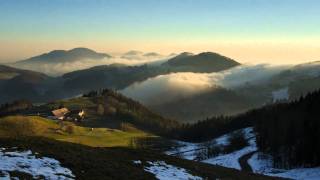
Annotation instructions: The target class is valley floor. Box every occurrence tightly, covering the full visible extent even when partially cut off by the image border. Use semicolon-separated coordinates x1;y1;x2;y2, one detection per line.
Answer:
166;127;320;180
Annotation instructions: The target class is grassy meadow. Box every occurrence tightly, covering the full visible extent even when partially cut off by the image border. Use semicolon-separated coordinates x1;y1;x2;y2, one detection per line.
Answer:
0;115;151;147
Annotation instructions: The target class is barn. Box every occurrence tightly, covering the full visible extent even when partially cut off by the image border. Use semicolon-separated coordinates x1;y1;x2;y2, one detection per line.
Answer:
51;108;70;120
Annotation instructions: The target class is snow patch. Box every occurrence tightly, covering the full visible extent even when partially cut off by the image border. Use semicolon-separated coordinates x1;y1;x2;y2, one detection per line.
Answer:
144;161;202;180
166;128;235;160
166;127;257;170
133;160;142;165
202;127;257;170
0;147;75;179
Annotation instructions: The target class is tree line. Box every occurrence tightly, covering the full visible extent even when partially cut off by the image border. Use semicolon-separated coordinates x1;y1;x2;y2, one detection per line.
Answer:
177;89;320;168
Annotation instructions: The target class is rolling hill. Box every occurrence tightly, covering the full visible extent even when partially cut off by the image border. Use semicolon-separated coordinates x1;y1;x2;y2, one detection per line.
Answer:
0;115;150;147
61;64;164;93
162;52;240;72
6;89;180;137
0;65;53;103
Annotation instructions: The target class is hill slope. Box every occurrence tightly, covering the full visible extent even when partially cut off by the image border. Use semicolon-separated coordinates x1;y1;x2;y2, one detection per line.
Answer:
0;115;149;147
0;136;273;180
151;87;264;123
61;64;165;93
10;89;180;137
0;65;52;103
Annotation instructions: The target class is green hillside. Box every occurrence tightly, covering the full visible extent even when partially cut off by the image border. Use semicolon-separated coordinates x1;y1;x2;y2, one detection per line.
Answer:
0;116;150;147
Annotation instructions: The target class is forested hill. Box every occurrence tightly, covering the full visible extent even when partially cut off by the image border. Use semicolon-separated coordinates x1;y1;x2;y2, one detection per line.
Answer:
0;89;181;137
254;90;320;168
178;89;320;168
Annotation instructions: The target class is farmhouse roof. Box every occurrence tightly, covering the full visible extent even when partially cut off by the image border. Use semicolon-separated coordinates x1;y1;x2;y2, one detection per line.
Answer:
52;108;69;118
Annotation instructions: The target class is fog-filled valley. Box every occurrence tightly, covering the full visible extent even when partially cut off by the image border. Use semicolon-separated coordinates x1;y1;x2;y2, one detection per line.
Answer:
2;48;320;122
2;1;320;179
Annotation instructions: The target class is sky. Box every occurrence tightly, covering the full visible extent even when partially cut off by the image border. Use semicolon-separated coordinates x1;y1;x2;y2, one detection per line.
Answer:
0;0;319;64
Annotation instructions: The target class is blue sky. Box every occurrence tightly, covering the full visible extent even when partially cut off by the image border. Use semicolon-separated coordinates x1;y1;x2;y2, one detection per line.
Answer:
0;0;319;63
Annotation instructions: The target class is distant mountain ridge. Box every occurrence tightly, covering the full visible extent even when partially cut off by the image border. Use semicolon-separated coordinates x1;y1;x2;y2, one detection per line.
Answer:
0;50;243;104
61;52;241;96
16;47;111;64
121;50;164;60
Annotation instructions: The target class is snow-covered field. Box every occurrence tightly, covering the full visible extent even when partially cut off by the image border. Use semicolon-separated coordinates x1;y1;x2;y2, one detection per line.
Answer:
202;127;257;170
0;147;75;179
166;127;320;180
249;152;320;180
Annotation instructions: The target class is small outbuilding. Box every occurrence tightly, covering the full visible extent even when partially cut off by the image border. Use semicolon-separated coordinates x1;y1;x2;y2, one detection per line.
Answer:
65;109;85;122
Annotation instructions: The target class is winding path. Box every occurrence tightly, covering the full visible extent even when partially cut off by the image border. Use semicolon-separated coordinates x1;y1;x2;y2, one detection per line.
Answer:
238;151;257;172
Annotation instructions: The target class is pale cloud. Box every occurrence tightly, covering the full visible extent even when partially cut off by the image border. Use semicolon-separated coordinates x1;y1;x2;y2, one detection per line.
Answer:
121;64;291;105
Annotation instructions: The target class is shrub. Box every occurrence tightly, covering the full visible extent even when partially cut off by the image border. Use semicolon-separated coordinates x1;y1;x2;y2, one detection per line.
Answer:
224;130;248;153
97;104;104;115
60;122;76;134
65;125;75;134
195;140;223;161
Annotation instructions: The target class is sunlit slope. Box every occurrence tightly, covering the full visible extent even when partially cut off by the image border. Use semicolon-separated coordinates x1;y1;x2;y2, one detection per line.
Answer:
0;116;150;147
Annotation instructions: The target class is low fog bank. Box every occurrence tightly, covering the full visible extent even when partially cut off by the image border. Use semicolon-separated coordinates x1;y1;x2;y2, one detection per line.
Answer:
10;56;171;76
121;72;215;105
121;64;292;105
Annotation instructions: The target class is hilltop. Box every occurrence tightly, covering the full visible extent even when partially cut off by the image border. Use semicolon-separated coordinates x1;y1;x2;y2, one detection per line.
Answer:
162;52;240;72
